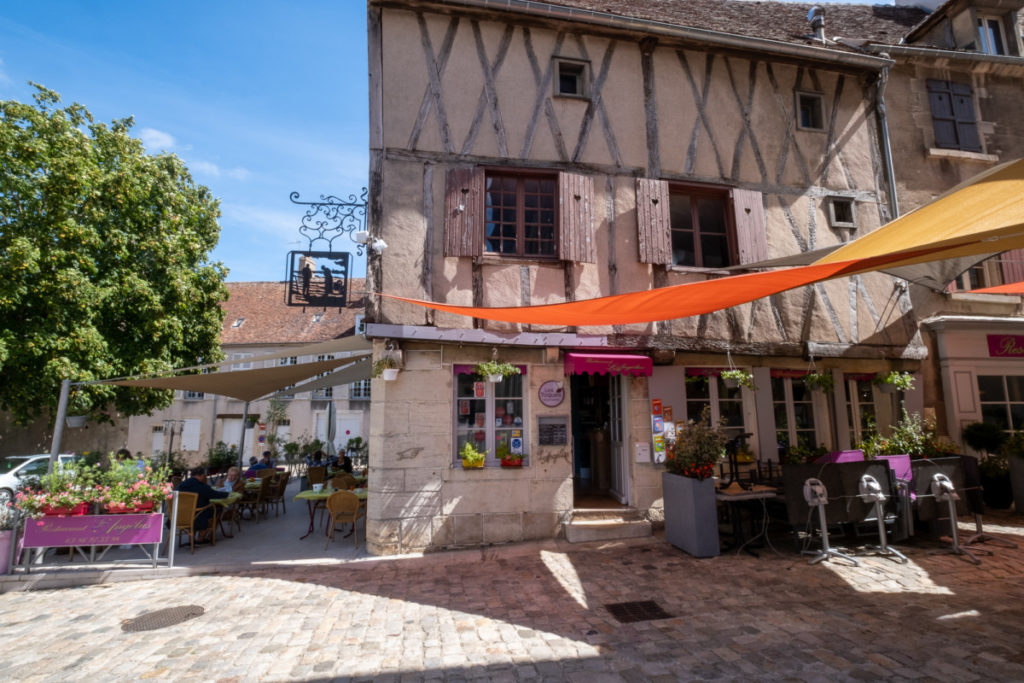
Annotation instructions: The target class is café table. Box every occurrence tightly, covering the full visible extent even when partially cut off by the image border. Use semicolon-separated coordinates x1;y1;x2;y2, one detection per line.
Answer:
716;483;777;557
211;492;243;540
294;486;367;540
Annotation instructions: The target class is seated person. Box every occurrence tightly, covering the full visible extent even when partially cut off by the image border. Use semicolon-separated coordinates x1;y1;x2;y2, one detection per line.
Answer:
309;450;326;468
340;455;353;474
177;471;229;542
243;455;269;478
261;450;277;468
219;466;243;493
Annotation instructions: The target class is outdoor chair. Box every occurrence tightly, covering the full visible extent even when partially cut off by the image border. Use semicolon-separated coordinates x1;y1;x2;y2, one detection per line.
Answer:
325;490;365;549
239;474;274;522
257;468;276;479
265;471;290;517
172;491;213;554
307;466;327;488
331;473;357;490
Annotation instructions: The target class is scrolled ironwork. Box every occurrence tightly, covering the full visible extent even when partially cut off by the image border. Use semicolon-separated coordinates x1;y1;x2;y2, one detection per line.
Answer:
289;188;368;255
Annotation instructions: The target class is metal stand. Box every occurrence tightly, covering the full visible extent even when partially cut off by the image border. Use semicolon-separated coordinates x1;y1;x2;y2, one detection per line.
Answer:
964;512;1018;550
857;474;907;563
929;474;981;565
802;478;859;566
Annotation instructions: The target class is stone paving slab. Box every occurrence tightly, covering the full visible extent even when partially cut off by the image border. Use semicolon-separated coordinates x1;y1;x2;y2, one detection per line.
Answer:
2;515;1024;682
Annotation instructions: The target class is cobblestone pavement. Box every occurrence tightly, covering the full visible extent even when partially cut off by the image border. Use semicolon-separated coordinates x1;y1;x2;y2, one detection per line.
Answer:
2;518;1024;682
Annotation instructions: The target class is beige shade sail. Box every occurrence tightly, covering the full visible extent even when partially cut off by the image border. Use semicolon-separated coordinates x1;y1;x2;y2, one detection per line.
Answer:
105;355;368;402
159;335;373;376
281;356;372;396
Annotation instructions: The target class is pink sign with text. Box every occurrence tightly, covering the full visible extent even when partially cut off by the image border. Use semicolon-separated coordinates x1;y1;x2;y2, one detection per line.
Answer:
987;334;1024;357
22;514;165;548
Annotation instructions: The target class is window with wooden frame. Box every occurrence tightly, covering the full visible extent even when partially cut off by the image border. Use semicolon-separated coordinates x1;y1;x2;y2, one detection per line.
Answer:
926;79;982;152
796;91;825;131
553;58;589;98
977;15;1007;55
635;179;766;269
827;197;856;230
444;167;595;263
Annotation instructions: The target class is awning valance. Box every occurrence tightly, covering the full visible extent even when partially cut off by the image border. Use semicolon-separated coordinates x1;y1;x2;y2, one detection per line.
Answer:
564;353;652;376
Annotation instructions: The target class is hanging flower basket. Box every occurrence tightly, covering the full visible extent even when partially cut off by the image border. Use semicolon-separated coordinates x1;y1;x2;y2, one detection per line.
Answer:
802;371;834;394
372;356;400;379
381;368;400;381
720;369;755;390
474;359;520;382
874;371;914;393
65;415;88;428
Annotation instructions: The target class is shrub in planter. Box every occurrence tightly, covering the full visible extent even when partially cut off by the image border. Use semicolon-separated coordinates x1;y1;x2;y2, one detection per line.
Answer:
459;442;486;468
663;406;726;558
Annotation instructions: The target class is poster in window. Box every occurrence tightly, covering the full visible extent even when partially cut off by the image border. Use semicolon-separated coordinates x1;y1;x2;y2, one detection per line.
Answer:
474;382;486;398
653;435;665;454
663;406;673;423
459;400;470;416
651;399;663;416
652;416;664;434
475;413;485;427
495;406;505;418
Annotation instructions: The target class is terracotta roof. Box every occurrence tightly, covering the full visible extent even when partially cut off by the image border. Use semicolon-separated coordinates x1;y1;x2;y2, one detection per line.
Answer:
220;281;366;346
537;0;928;50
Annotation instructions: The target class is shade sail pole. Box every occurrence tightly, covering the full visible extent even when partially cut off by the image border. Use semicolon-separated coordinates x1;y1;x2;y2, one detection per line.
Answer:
48;379;71;475
237;401;250;470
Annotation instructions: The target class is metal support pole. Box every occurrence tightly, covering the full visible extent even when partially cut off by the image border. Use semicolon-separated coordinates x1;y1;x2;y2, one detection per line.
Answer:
48;379;71;475
236;401;251;470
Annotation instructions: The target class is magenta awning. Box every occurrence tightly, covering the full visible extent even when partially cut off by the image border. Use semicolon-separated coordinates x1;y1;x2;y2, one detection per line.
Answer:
564;353;652;376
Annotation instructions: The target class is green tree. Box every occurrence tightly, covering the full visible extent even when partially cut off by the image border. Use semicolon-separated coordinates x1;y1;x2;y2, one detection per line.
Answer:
0;85;228;424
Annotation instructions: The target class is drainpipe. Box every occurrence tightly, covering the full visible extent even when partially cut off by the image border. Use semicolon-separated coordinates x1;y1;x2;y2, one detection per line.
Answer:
875;59;900;220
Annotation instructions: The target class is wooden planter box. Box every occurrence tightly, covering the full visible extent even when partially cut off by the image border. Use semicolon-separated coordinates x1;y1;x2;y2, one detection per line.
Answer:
662;472;719;558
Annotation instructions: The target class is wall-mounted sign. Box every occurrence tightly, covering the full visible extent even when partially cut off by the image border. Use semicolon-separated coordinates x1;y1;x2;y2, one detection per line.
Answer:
987;334;1024;357
538;380;564;407
538;416;568;445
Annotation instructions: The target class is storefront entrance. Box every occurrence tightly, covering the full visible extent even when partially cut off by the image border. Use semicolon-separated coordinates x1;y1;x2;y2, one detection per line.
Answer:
569;373;628;506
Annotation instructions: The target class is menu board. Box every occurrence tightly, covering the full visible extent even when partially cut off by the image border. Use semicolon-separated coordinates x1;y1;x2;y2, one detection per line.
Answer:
538;416;568;445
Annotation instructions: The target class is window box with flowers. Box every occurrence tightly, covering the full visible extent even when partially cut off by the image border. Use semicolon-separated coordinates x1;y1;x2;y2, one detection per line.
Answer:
99;461;174;513
662;406;726;557
13;463;100;517
459;442;486;469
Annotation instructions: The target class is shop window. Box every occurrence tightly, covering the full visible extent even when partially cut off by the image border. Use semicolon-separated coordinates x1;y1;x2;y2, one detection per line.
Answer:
845;377;876;445
977;375;1024;431
554;58;589;98
683;370;747;443
977;15;1007;55
454;368;526;467
635;179;766;269
796;91;825;131
926;80;981;152
444;168;595;262
771;375;818;456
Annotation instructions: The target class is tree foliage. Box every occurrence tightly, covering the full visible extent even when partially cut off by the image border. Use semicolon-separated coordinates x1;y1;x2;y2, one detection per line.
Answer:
0;85;228;424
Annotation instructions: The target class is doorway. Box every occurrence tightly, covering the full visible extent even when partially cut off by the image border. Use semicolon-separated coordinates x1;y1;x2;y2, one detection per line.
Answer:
570;373;625;507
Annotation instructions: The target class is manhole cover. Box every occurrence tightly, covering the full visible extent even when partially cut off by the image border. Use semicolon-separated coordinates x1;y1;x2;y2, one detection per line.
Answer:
121;605;205;632
604;600;673;623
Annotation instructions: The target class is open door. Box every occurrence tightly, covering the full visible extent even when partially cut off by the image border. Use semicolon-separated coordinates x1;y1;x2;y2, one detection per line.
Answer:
608;374;628;504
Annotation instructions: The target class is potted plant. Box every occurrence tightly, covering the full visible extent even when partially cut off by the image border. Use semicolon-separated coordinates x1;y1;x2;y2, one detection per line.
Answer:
0;502;19;575
372;356;400;381
100;461;173;513
1002;432;1024;512
873;370;915;394
802;371;834;393
64;391;92;428
662;405;725;557
720;369;755;390
496;443;523;468
962;421;1012;509
13;462;100;517
474;359;520;383
459;442;486;469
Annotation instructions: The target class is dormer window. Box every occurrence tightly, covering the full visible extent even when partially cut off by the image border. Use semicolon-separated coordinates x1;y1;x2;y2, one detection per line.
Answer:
977;15;1007;55
231;317;245;328
312;312;324;323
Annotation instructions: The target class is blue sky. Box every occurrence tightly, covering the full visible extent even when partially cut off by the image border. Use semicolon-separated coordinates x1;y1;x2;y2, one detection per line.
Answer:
0;1;369;282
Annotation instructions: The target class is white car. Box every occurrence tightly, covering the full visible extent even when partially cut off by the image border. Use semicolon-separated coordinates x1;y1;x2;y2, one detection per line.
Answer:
0;454;80;506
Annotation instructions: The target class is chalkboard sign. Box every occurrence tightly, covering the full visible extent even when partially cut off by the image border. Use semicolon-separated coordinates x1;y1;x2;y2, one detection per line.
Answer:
538;416;568;445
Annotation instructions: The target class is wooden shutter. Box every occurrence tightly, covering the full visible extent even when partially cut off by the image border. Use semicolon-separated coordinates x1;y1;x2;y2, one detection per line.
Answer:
951;82;982;152
1000;249;1024;284
730;188;767;266
444;167;484;257
635;178;671;264
927;80;981;152
558;171;595;263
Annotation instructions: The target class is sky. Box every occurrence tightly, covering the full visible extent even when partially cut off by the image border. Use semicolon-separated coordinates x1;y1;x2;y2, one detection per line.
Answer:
0;1;370;282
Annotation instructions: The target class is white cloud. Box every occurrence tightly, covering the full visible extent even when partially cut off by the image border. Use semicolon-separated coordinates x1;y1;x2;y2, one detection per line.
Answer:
138;127;175;151
189;159;251;181
220;202;300;239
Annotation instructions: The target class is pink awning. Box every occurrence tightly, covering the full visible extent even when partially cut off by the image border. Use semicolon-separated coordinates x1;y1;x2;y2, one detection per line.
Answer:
564;353;652;376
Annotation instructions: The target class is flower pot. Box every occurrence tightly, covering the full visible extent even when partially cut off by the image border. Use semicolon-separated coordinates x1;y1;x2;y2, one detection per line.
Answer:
981;472;1013;510
0;530;14;575
43;502;89;516
500;459;523;468
1010;457;1024;512
722;378;739;389
381;368;399;381
64;415;88;428
488;374;503;383
662;472;719;558
461;461;484;469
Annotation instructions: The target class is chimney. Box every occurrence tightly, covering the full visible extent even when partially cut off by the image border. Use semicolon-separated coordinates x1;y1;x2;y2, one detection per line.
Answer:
808;6;825;45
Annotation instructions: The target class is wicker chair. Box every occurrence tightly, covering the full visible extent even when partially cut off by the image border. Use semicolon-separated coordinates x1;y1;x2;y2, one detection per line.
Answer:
172;491;213;554
265;471;290;517
331;473;358;490
325;490;365;549
239;475;274;522
307;466;327;488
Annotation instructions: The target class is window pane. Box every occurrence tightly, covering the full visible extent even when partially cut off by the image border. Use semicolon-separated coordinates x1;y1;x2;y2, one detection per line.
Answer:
1007;376;1024;402
700;234;730;268
774;403;789;429
793;403;814;429
981;404;1009;430
697;198;726;234
685;374;710;399
978;375;1006;402
672;230;695;267
1010;403;1024;431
